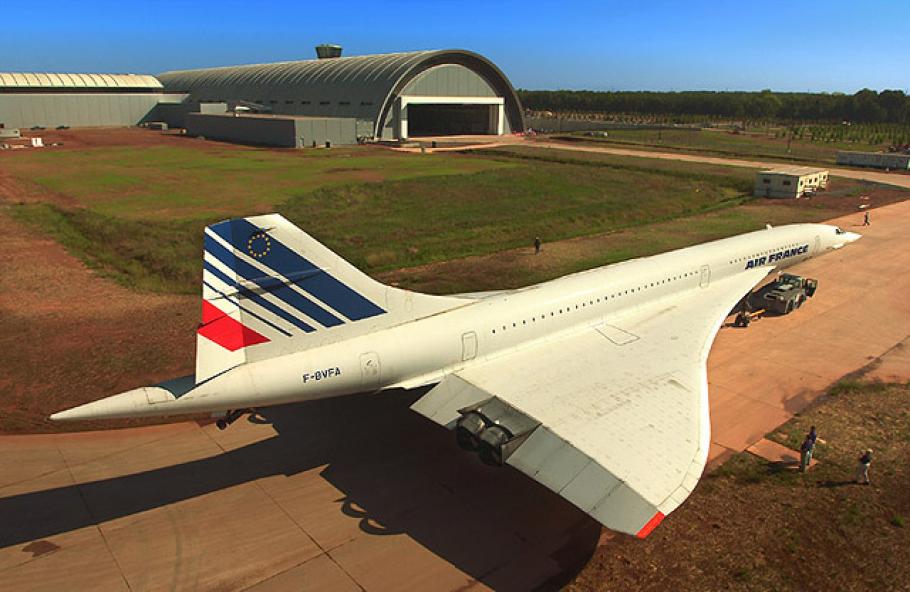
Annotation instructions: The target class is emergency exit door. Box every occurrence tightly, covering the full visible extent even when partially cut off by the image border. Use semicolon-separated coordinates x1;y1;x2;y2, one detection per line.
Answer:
462;332;477;361
699;264;711;288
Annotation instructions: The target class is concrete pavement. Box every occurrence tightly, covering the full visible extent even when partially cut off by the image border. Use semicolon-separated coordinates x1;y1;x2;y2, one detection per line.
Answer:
2;202;910;591
706;200;910;464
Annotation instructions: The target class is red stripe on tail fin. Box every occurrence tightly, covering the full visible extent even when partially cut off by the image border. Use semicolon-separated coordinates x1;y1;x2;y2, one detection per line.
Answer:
636;512;665;539
198;300;269;351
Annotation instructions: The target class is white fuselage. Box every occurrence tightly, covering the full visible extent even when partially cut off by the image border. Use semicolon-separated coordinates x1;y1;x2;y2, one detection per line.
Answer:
176;223;850;415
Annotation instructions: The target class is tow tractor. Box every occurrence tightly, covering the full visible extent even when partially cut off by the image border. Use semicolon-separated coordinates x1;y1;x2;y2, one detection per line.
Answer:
734;273;818;327
761;273;818;315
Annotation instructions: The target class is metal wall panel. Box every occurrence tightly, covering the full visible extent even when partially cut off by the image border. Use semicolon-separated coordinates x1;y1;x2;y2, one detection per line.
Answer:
295;117;357;146
185;113;357;147
401;64;496;98
0;93;167;128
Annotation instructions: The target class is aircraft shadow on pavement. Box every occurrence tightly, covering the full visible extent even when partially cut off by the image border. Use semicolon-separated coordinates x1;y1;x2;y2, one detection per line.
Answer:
0;388;599;590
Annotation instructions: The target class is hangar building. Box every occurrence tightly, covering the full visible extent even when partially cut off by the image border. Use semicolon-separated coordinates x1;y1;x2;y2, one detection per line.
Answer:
0;72;184;129
157;47;524;144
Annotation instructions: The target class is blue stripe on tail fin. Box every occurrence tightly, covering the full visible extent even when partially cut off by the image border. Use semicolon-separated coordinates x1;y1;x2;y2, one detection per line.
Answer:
208;218;386;321
204;232;343;328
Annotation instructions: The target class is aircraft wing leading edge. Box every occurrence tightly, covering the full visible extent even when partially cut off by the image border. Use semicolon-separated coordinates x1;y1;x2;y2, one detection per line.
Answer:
411;267;772;537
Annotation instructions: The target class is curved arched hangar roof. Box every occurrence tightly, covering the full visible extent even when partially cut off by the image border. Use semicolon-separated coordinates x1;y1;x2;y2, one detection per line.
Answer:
157;49;524;139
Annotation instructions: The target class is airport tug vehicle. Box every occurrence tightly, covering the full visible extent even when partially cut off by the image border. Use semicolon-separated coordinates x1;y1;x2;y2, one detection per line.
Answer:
762;273;818;315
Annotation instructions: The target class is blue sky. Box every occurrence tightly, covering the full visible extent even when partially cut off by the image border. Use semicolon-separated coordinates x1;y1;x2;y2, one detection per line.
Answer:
1;0;906;93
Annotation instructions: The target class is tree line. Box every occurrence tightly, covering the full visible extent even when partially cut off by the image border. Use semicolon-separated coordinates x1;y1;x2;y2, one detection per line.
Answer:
516;89;910;124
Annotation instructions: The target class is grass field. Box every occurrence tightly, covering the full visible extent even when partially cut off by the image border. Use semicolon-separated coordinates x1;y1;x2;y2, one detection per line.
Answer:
377;198;879;295
556;127;894;165
2;144;512;220
570;379;910;591
9;142;910;295
7;142;761;293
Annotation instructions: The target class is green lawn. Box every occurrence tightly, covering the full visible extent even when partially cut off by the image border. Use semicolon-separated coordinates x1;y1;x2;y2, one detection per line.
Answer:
9;143;758;294
278;150;752;271
8;142;907;297
5;144;512;220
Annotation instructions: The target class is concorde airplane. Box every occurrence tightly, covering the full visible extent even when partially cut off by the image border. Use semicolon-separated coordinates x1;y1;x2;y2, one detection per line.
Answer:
51;215;860;537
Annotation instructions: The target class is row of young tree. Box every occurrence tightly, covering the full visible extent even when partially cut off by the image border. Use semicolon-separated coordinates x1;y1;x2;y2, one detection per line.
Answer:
517;89;910;124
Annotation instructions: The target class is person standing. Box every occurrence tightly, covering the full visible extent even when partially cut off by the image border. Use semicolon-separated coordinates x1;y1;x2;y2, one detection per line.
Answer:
807;425;821;448
799;435;814;472
855;449;872;484
534;236;542;255
799;426;819;472
864;210;870;226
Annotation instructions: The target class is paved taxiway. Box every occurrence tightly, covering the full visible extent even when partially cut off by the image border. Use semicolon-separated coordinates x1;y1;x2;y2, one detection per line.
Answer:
2;199;910;592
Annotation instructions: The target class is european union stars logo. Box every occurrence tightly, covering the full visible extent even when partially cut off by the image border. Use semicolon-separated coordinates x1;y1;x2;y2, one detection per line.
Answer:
247;231;271;259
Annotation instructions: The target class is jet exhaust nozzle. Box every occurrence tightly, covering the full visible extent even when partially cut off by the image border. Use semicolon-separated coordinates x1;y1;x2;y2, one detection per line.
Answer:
455;412;486;451
478;425;511;466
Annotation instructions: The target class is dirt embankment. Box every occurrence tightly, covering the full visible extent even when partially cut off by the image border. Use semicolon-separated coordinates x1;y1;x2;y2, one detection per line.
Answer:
0;172;199;432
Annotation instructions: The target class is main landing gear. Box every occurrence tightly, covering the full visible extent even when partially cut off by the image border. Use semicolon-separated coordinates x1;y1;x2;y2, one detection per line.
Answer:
215;408;253;430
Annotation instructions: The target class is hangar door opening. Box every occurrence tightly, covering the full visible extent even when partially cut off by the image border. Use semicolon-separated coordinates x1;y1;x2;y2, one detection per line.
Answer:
398;96;504;139
408;104;493;136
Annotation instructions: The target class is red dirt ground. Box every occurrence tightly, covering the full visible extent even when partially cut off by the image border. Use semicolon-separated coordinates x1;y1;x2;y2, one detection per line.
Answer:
5;127;202;151
0;161;200;431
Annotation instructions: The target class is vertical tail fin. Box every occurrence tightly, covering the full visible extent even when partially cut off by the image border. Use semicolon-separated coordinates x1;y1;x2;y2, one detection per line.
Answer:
196;214;466;382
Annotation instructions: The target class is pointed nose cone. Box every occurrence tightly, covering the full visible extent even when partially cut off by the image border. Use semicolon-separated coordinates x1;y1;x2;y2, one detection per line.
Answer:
845;231;862;243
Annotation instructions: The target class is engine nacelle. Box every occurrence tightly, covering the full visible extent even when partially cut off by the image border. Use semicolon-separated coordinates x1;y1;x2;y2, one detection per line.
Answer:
455;397;540;466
